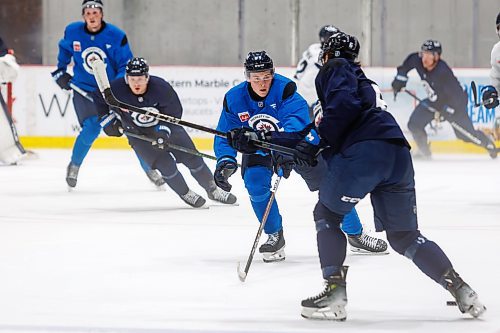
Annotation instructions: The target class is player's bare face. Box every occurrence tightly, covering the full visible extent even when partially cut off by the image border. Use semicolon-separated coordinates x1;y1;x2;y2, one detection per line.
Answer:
127;75;149;95
83;8;103;32
248;71;274;98
421;51;439;71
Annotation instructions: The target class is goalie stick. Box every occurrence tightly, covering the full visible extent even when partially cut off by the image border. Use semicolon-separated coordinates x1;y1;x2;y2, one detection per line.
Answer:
237;169;283;282
403;89;498;155
0;87;26;154
90;59;297;156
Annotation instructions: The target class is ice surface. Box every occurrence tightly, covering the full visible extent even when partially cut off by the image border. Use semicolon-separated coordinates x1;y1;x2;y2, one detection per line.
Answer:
0;149;499;333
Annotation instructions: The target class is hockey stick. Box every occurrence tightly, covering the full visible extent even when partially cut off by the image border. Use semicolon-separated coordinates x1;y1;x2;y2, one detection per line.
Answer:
237;169;283;282
90;59;297;156
70;83;94;103
0;88;26;154
470;81;495;108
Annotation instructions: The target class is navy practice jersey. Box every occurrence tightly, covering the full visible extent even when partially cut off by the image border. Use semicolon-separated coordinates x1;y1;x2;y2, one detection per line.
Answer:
56;21;132;92
396;52;468;111
93;76;183;138
314;58;409;153
214;73;310;160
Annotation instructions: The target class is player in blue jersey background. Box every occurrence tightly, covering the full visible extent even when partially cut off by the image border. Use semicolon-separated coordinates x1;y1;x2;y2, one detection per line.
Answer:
51;0;162;188
214;51;387;263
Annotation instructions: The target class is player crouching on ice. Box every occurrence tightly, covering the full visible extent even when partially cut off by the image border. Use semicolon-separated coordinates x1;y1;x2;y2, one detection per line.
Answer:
214;51;388;263
94;57;236;208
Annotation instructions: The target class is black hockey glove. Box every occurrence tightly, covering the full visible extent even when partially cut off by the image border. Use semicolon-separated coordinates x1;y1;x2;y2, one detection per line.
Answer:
294;128;321;167
214;157;238;192
51;68;72;90
481;85;500;109
153;124;172;150
272;152;294;179
227;127;268;154
391;75;408;100
103;119;123;137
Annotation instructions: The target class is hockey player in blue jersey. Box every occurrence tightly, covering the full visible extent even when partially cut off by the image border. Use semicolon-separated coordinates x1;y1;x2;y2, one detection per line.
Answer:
51;0;163;188
94;57;237;207
392;40;497;159
228;32;486;320
214;51;387;262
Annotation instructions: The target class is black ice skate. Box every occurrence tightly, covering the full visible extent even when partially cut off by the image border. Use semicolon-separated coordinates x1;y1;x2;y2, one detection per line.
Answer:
442;269;486;318
259;229;285;262
301;266;348;321
207;182;237;204
66;162;80;188
348;232;388;254
146;169;166;187
179;190;206;208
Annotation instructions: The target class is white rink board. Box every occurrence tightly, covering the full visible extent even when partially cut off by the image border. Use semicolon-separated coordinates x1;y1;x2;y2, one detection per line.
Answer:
11;66;498;140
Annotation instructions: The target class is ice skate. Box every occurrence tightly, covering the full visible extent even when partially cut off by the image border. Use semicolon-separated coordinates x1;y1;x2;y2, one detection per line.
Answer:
146;169;166;188
66;162;80;188
301;266;348;321
259;229;285;262
443;268;486;318
348;232;388;254
179;189;206;208
207;182;237;204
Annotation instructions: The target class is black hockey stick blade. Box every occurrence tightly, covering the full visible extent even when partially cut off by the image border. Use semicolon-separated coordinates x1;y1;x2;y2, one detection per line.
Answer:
471;81;480;107
91;59;297;156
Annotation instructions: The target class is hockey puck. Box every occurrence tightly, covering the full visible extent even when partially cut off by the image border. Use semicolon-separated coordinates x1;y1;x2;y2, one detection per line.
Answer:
446;301;457;306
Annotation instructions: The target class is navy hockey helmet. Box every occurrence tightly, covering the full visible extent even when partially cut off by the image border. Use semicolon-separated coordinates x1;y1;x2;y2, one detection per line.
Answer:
421;40;442;55
126;57;149;77
496;12;500;37
82;0;103;12
321;32;360;62
244;51;275;78
319;25;340;44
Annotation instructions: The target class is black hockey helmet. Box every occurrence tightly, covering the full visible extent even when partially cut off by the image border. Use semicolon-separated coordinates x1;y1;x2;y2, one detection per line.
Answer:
244;51;274;78
321;32;360;62
126;57;149;76
496;12;500;37
82;0;103;12
319;25;340;43
421;39;442;55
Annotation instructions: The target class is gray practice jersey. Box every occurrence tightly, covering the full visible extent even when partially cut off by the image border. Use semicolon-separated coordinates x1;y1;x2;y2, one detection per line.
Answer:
490;40;500;92
294;43;322;106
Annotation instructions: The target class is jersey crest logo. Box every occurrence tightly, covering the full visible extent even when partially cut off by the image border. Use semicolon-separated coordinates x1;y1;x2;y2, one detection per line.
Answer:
248;114;281;132
131;107;160;127
73;41;81;52
421;80;437;102
238;112;250;122
81;47;108;75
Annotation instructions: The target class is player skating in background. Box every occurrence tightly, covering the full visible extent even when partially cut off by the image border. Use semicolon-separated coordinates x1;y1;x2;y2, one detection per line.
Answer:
392;40;497;159
214;51;387;263
228;31;486;321
51;0;164;189
94;57;237;208
294;25;339;119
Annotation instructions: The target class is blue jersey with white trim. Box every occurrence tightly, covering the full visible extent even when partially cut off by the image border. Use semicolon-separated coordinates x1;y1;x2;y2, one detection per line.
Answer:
214;73;310;160
56;21;132;92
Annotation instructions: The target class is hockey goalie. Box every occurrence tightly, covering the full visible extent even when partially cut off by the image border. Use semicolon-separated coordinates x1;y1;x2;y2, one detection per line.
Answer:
0;36;25;165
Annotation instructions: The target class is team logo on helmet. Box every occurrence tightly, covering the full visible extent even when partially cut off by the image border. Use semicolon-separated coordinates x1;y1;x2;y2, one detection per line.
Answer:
131;107;160;127
81;47;107;74
248;114;281;132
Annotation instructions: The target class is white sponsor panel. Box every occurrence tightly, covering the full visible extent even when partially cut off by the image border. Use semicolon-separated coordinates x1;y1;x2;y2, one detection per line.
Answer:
11;66;497;141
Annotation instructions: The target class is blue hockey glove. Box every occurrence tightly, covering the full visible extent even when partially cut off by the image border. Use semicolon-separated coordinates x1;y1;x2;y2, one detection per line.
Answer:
227;127;268;154
294;128;321;167
214;157;238;192
391;75;408;100
481;85;499;109
51;68;72;90
272;152;294;179
153;124;172;150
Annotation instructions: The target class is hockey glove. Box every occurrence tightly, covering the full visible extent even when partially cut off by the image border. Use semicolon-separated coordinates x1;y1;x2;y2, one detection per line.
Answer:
294;128;321;167
103;119;123;137
440;105;455;121
153;124;172;150
272;152;294;179
481;85;499;109
214;157;238;192
391;75;408;100
227;127;268;154
51;68;72;90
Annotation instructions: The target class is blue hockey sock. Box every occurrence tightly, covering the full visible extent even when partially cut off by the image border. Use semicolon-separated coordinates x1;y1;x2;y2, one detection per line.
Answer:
71;116;101;166
340;207;363;235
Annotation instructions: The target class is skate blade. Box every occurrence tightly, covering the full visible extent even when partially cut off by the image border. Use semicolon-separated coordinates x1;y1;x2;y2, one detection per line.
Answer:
446;300;487;318
262;249;285;263
301;305;347;321
349;247;389;255
237;262;247;282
